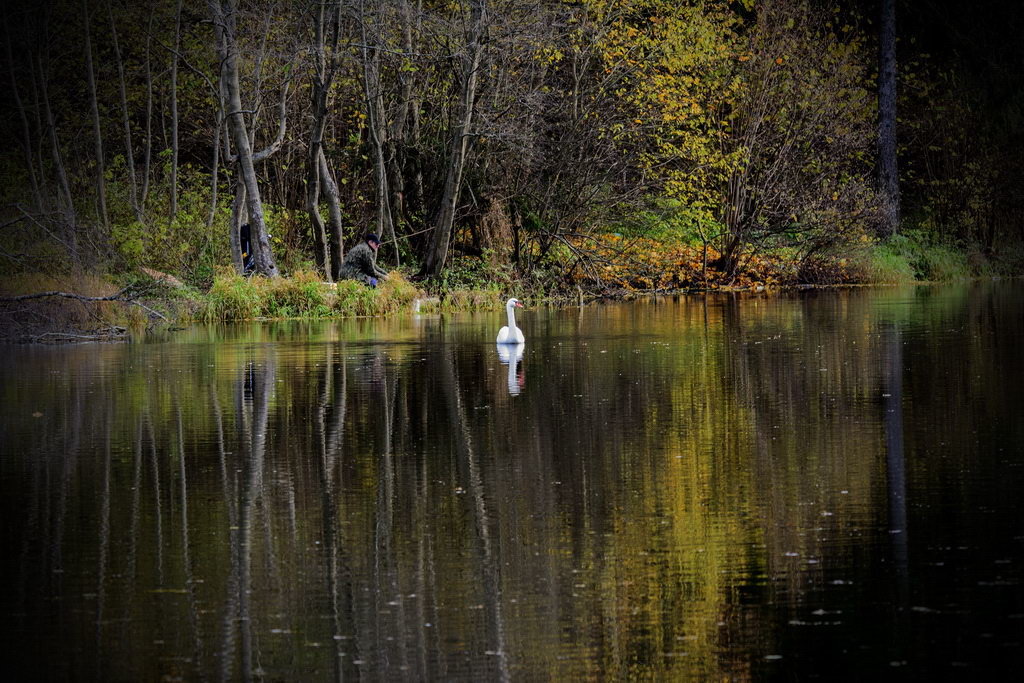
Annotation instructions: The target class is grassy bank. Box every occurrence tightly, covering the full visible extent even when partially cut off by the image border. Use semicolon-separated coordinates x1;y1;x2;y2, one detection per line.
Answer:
566;230;1023;292
200;269;422;321
1;234;1020;343
0;269;508;341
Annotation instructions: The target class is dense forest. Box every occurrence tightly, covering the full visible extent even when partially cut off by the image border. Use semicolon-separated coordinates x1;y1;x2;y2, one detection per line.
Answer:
1;0;1021;300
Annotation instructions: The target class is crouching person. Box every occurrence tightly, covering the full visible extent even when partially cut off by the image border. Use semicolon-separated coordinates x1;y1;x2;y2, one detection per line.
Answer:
338;233;388;287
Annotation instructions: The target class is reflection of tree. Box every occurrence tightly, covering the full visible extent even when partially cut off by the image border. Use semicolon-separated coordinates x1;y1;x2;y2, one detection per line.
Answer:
314;343;352;681
94;408;111;678
222;354;273;680
883;324;910;669
146;414;164;584
175;403;205;673
440;347;511;682
884;327;908;577
6;284;1022;679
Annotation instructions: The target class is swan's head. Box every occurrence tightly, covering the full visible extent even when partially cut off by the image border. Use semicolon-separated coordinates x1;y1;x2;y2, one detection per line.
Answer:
506;297;524;309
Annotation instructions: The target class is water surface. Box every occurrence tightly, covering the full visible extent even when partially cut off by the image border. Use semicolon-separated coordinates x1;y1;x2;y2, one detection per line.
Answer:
2;283;1022;679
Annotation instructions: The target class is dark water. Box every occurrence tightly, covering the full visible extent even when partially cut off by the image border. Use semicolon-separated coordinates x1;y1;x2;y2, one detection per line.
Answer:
2;283;1023;680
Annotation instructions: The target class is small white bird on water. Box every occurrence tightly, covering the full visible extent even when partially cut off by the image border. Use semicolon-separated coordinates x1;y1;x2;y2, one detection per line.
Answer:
496;297;525;344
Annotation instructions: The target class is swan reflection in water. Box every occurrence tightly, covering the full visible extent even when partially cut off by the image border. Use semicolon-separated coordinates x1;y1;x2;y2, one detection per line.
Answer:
496;343;525;395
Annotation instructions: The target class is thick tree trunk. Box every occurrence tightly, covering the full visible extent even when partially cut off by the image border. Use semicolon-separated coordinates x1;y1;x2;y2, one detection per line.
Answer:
877;0;899;237
213;0;279;277
306;148;329;276
229;172;245;271
422;0;486;276
319;150;345;281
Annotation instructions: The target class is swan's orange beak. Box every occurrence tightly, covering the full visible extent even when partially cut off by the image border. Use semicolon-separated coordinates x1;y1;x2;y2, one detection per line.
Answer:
514;301;524;308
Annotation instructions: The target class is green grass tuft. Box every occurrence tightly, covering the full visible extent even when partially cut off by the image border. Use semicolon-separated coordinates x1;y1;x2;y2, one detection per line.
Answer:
202;270;264;321
200;270;423;321
856;243;917;283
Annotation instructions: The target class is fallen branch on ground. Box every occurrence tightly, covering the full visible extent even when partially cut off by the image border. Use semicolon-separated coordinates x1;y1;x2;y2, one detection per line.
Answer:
0;285;168;320
31;328;128;343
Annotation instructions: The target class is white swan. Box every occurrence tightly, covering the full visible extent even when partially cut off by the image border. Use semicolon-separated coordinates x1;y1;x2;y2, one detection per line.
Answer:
496;297;525;344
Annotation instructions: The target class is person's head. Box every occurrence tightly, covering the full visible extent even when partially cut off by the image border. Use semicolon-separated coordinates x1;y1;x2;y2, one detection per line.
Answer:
365;233;381;251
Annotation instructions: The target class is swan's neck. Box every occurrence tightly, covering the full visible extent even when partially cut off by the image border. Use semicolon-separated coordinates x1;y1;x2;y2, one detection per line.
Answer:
506;305;519;331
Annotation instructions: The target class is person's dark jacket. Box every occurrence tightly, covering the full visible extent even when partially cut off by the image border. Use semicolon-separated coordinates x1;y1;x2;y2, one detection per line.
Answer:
338;241;387;285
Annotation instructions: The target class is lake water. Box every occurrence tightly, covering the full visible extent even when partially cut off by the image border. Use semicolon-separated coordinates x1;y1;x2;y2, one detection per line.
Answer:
2;283;1022;680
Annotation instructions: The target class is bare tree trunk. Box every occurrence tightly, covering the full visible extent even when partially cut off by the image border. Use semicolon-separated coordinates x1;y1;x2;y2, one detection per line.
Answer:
38;54;77;259
170;0;182;219
382;0;418;255
229;172;245;271
212;0;279;277
107;0;140;221
422;0;486;276
306;140;329;276
358;0;399;264
83;0;109;234
27;51;51;203
877;0;899;237
4;15;43;214
208;68;229;228
306;0;337;277
208;111;222;228
141;7;154;214
319;149;345;280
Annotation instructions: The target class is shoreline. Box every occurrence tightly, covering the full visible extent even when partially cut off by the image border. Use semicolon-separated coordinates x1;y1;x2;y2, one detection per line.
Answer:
2;274;1016;345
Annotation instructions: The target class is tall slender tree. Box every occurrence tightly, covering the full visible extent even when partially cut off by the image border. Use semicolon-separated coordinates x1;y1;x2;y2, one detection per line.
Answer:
83;0;109;233
877;0;899;237
107;0;141;221
357;0;399;264
169;0;182;218
4;13;44;214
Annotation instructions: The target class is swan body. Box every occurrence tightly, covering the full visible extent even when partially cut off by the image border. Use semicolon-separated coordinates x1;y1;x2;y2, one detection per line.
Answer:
496;297;525;344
